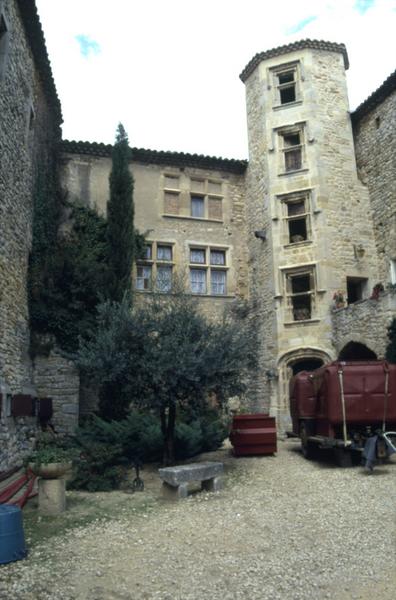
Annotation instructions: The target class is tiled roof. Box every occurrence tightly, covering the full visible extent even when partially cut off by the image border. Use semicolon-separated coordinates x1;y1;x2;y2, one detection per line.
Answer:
61;140;248;174
352;70;396;123
240;39;349;82
17;0;62;126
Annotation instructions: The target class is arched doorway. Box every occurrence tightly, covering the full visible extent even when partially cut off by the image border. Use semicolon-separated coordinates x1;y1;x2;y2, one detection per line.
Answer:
276;348;333;431
291;357;324;375
338;341;377;361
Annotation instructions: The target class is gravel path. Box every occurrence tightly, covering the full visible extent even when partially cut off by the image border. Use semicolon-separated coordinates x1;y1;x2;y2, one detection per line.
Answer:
1;439;395;600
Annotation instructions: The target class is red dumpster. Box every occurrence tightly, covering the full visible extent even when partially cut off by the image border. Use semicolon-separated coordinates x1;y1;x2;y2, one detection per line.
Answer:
229;413;277;456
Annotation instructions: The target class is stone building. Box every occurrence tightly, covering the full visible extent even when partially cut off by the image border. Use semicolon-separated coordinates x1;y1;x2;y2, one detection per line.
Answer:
60;42;395;430
0;0;79;470
0;0;394;468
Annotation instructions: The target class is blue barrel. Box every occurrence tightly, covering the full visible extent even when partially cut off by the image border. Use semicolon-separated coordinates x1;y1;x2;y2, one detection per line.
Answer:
0;504;27;564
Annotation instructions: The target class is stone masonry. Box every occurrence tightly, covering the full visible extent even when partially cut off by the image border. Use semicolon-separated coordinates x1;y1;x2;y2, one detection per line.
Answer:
1;1;395;456
352;72;396;285
0;1;78;470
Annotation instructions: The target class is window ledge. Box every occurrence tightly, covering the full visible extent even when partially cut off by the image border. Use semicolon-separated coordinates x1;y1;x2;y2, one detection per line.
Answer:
273;100;303;111
278;168;309;178
284;318;321;326
163;214;223;224
190;294;235;299
284;240;313;249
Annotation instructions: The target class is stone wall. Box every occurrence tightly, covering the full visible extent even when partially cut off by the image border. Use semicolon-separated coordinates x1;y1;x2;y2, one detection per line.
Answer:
0;0;62;469
33;348;80;434
353;85;396;285
61;153;248;306
0;0;60;394
331;291;396;358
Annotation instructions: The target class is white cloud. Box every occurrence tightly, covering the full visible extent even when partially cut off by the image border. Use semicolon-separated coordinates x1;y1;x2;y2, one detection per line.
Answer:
36;0;396;158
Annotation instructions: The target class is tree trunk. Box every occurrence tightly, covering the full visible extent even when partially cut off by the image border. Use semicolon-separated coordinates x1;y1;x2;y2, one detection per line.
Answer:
161;404;176;465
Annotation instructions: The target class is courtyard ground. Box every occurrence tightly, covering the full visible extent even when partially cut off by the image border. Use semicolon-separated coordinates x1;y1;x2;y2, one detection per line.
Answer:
0;439;395;600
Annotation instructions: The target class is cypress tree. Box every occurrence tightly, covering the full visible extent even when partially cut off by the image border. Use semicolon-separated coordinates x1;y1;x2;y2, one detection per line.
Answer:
107;123;135;301
385;317;396;363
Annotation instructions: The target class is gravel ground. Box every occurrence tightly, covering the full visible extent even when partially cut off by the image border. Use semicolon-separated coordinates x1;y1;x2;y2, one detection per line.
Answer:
1;439;395;600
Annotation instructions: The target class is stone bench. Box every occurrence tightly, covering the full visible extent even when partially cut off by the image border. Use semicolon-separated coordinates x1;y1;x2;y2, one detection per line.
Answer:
158;461;223;499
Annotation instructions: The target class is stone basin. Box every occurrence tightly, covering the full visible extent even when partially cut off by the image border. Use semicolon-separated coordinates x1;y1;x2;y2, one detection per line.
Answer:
28;462;72;479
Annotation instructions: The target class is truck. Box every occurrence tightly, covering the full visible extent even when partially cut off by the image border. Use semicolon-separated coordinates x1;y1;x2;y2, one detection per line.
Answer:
289;360;396;466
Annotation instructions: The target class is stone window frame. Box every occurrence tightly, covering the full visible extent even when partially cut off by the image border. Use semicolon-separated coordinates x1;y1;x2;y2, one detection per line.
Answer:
189;178;223;221
270;61;304;109
275;123;308;176
279;190;312;246
0;6;10;83
135;241;175;293
162;173;224;222
279;264;318;324
189;244;228;296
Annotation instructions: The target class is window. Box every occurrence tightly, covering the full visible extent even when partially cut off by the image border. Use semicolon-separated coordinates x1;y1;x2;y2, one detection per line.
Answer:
190;248;206;264
191;195;204;218
157;245;172;261
285;269;316;321
163;176;223;221
190;268;206;294
210;249;226;265
211;270;226;295
189;246;228;295
143;244;152;259
136;265;152;291
347;277;367;304
157;266;172;292
271;62;301;108
0;11;9;82
283;132;302;171
135;241;174;292
277;70;296;104
281;192;311;244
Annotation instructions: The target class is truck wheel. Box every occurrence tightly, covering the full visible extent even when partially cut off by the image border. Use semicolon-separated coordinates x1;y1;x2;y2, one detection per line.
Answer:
300;422;317;460
334;448;353;468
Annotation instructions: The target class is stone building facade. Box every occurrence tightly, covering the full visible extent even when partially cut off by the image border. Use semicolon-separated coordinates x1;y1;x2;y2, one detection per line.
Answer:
60;42;395;430
0;0;394;466
0;0;78;470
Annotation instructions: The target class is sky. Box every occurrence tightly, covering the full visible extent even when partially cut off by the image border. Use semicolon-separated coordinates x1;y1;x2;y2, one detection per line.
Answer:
35;0;396;159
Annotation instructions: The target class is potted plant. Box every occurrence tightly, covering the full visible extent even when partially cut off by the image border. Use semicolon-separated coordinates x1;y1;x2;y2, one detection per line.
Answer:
27;433;76;479
333;290;345;309
370;282;384;300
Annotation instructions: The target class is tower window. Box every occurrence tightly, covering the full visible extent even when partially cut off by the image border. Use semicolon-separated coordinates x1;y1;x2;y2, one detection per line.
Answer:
282;132;302;171
277;70;296;104
271;62;301;108
284;268;316;322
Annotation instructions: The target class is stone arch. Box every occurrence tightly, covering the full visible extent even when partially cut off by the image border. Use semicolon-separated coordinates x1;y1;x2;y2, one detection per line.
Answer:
338;341;377;361
275;347;333;430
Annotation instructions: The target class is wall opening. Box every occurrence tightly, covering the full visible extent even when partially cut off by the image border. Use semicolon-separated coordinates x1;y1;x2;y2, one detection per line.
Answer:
338;341;377;361
291;357;323;376
276;348;332;431
346;277;367;304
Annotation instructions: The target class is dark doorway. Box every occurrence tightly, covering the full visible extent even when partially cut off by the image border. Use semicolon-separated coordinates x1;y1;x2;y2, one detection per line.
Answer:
291;358;323;376
338;341;377;361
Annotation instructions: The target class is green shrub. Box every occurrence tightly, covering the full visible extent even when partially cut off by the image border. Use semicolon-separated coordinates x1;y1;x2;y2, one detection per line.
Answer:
68;441;126;492
69;409;229;491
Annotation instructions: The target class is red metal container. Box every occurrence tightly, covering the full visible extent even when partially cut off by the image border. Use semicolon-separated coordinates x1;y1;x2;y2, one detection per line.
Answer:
229;413;277;456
